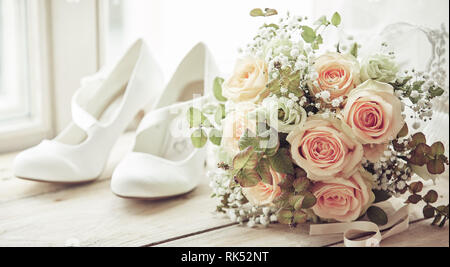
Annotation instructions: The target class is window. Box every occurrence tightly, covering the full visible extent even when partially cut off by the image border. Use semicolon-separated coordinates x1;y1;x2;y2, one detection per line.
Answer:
0;0;52;152
0;0;31;124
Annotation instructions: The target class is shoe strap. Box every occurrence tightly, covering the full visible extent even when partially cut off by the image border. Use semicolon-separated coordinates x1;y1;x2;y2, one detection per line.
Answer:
71;69;110;131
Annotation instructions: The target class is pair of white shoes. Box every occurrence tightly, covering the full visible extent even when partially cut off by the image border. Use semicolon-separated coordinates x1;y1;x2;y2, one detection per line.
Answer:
13;40;220;200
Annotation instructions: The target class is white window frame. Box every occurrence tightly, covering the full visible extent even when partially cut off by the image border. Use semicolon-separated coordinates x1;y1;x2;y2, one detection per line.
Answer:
0;0;101;153
0;0;53;153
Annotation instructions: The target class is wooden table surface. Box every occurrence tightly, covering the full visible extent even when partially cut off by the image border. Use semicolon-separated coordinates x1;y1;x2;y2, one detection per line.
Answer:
0;133;448;247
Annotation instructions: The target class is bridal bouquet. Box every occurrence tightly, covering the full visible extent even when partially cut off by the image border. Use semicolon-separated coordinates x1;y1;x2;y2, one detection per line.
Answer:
187;9;449;231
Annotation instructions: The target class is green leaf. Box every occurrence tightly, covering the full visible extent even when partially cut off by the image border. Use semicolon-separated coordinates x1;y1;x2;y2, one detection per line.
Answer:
293;211;307;224
397;123;409;138
431;142;445;156
350;43;358;58
301;192;317;209
367;206;388;226
263;23;279;30
268;148;294;175
427;159;445;175
214;104;226;125
301;26;316;43
423;205;435;219
239;129;259;151
278;209;293;225
432;214;442;226
232;146;255;174
295;168;307;179
213;77;227;102
316;34;323;45
331;12;341;27
409;143;431;166
429;86;445;98
187;107;210;128
191;129;208;148
264;8;278;17
209;129;222;146
373;190;392;203
289;195;304;210
314;15;328;26
423;190;439;203
410;133;427;147
235;168;261;188
409;182;424;194
406;194;422;204
256;158;273;185
293;177;310;193
250;8;264;17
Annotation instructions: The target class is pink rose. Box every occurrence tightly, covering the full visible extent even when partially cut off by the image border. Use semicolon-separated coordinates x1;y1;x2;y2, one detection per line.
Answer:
287;116;364;181
342;80;404;162
312;169;375;222
310;52;361;103
242;168;285;206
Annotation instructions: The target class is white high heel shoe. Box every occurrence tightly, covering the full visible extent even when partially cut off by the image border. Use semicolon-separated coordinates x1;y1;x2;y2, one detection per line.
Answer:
111;43;220;199
14;39;164;183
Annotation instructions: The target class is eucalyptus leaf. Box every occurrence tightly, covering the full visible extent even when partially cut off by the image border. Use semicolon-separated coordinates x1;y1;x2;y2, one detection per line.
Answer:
427;159;445;175
367;206;388;226
423;205;435;219
429;86;445;98
191;129;208;148
293;211;307;224
209;129;222;146
293;177;310;193
397;123;409;138
187;107;211;128
250;8;264;17
431;142;445;156
350;43;358;58
331;12;341;27
301;26;316;43
278;209;293;225
215;104;226;125
301;192;317;209
213;77;227;102
406;194;422;204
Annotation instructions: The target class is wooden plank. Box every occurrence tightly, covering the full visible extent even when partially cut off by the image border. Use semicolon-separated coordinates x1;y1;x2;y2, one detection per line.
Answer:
156;223;344;247
330;219;449;247
0;175;234;247
156;178;449;247
0;132;135;203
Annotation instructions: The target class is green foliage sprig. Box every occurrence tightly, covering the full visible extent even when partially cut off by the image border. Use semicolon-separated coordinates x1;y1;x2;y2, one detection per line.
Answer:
405;181;449;227
274;167;318;226
187;77;228;148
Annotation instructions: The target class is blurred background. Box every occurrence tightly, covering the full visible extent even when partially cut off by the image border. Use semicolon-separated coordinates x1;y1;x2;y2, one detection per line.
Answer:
0;0;449;153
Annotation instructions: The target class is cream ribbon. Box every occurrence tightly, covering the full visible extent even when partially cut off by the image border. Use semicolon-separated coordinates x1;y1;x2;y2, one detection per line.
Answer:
310;204;410;247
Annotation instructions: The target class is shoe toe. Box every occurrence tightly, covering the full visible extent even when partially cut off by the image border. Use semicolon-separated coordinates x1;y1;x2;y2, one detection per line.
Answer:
13;143;85;183
111;153;197;199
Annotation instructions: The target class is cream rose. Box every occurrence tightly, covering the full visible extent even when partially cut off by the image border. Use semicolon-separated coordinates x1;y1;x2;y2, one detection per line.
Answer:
312;169;375;222
287;116;364;181
360;54;398;83
310;52;361;103
242;168;285;206
221;103;257;157
222;57;269;103
342;80;404;162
